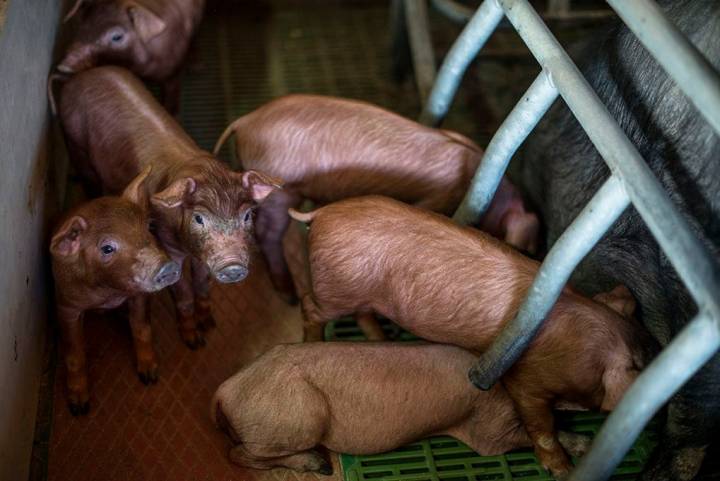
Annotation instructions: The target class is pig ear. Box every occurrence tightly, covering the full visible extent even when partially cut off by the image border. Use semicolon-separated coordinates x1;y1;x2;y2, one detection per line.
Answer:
63;0;85;23
50;216;88;257
122;165;153;209
240;170;283;203
593;285;637;318
151;178;196;209
127;4;167;43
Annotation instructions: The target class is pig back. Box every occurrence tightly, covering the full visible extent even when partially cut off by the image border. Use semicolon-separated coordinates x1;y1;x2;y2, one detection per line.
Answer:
235;95;480;214
307;196;536;350
138;0;205;79
59;66;200;193
221;342;505;455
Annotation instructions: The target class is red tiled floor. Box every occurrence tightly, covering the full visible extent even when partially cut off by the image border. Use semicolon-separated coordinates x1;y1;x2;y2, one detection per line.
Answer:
47;228;338;481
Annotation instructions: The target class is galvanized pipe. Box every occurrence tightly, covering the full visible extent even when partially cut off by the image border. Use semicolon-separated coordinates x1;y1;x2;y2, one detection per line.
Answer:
430;0;474;24
453;70;558;225
404;0;437;103
468;175;630;389
503;0;720;319
472;0;720;389
419;0;504;126
569;311;720;481
607;0;720;136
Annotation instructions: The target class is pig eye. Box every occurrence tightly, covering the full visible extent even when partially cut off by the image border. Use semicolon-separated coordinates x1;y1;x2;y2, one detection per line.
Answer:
100;244;116;255
242;209;252;224
105;28;127;45
194;214;204;226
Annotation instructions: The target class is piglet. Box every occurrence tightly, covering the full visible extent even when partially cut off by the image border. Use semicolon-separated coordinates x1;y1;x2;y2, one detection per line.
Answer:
212;342;590;474
290;196;656;477
213;94;539;305
59;66;282;349
51;167;180;415
57;0;205;113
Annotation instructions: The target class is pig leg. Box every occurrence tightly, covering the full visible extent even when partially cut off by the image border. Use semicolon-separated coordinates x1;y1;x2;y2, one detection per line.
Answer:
255;190;302;304
127;295;158;385
300;294;336;342
507;388;572;477
228;445;332;474
170;259;205;349
58;308;90;415
191;257;215;331
356;312;386;341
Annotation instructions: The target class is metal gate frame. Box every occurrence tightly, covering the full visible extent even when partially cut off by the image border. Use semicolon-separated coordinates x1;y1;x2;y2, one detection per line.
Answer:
408;1;720;480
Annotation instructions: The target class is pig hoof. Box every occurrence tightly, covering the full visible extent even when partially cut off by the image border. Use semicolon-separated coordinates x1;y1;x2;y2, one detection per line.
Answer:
138;368;159;385
318;462;333;476
68;400;90;416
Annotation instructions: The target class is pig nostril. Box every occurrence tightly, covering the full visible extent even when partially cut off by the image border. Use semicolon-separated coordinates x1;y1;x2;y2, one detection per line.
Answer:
154;262;181;287
216;264;248;284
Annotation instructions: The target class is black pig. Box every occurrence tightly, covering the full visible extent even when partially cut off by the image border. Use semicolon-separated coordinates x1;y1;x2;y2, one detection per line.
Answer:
515;1;720;480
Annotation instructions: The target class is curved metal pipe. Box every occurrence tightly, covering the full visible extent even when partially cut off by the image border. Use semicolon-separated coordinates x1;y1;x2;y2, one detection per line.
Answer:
419;0;503;126
430;0;474;24
468;175;630;389
453;70;558;225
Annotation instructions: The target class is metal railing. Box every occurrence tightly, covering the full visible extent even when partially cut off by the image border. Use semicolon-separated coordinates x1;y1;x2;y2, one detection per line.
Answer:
416;0;720;480
394;0;612;104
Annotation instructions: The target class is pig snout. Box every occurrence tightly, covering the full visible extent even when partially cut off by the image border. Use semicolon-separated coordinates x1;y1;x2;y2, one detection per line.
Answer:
153;261;181;289
133;248;180;292
214;263;249;284
57;43;95;74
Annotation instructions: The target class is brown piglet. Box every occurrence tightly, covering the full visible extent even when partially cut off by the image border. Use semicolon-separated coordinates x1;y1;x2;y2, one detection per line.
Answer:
212;342;591;475
213;94;540;309
51;167;181;415
59;66;281;349
290;196;655;477
57;0;205;113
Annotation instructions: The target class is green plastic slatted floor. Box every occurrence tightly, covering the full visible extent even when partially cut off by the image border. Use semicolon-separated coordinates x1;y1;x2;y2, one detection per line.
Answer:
324;319;657;481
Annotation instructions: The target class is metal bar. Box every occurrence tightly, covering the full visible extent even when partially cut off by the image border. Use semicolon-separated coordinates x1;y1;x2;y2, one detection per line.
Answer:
569;311;720;481
471;0;720;389
607;0;720;136
469;176;630;389
430;0;612;25
430;0;474;24
453;70;558;225
404;0;437;103
502;0;720;315
419;0;504;126
546;0;570;17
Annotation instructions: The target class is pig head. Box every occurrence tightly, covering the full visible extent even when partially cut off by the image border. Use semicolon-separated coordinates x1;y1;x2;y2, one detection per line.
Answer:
150;161;282;284
52;167;179;299
59;0;170;76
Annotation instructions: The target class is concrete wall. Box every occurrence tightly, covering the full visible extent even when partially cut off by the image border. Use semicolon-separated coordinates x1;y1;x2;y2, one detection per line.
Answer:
0;1;61;479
